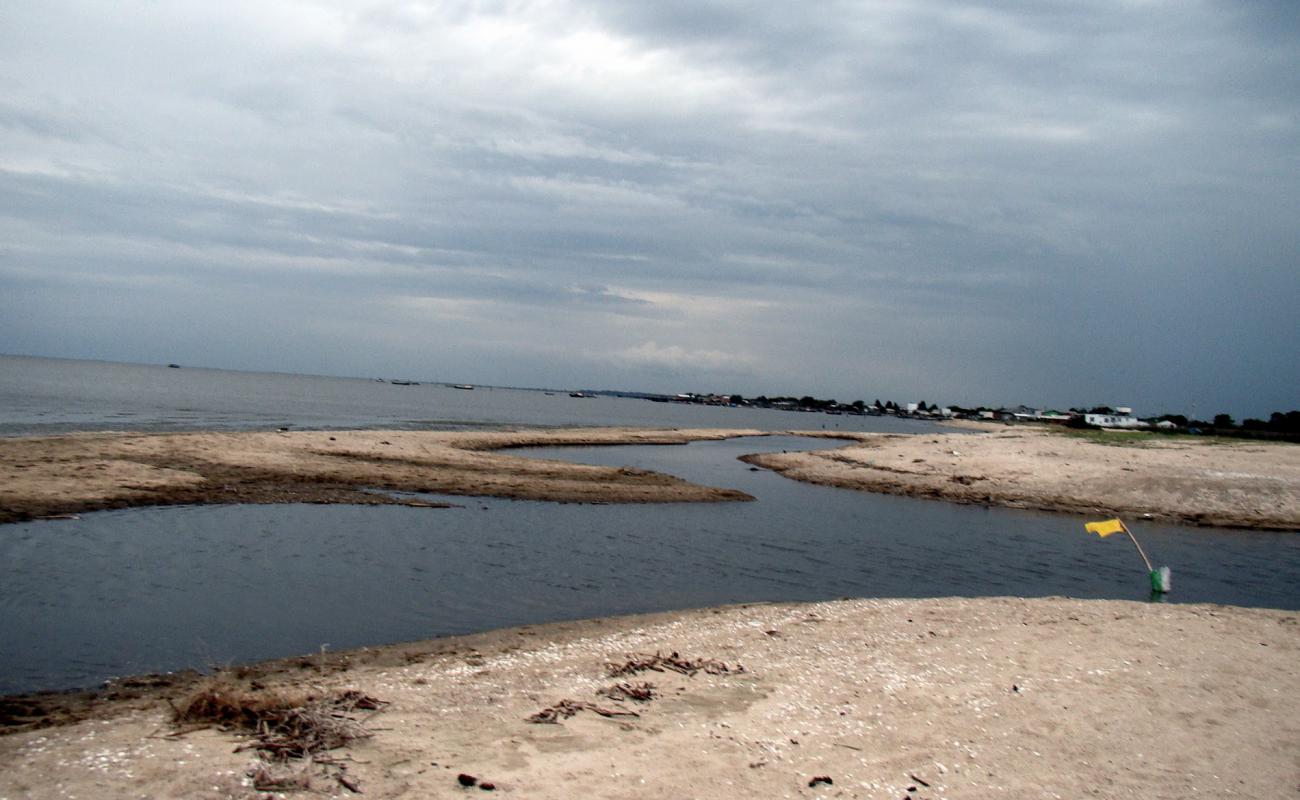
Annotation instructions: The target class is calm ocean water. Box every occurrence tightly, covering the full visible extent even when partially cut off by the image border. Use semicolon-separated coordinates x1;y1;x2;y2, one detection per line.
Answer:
1;356;1297;694
0;354;927;436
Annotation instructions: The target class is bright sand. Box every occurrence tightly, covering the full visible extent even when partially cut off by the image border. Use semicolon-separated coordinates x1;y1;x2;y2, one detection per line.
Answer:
1;597;1296;799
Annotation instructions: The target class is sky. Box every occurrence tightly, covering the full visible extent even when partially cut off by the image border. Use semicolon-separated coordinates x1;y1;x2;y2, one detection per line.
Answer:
1;1;1297;418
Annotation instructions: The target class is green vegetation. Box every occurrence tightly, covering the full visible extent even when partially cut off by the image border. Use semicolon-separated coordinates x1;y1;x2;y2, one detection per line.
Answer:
1054;427;1241;447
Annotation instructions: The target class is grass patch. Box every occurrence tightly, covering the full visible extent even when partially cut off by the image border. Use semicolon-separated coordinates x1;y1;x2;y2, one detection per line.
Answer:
1052;428;1240;447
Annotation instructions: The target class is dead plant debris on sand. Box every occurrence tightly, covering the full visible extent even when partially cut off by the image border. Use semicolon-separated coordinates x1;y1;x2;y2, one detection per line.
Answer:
526;699;641;724
171;679;385;792
171;682;385;759
596;681;657;702
606;651;744;677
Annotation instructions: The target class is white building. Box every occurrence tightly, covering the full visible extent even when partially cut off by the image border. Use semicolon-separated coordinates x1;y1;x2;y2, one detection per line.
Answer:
1084;413;1148;429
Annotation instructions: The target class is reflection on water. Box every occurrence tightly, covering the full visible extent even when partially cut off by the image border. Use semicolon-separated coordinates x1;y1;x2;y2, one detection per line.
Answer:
2;436;1297;695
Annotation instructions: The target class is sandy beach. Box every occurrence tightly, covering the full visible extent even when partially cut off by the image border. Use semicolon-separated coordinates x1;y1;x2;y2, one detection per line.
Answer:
0;428;764;524
4;426;1299;796
4;424;1298;529
1;597;1296;799
744;425;1300;530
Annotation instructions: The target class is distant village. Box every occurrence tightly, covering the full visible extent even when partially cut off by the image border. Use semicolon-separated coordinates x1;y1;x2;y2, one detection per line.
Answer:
640;392;1300;440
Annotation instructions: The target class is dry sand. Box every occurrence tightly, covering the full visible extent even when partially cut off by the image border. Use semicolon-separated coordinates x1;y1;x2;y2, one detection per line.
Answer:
1;597;1296;799
6;424;1298;530
0;428;765;524
750;425;1300;530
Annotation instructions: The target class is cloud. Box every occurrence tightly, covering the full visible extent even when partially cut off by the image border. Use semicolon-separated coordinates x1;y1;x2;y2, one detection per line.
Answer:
607;341;755;373
0;0;1297;416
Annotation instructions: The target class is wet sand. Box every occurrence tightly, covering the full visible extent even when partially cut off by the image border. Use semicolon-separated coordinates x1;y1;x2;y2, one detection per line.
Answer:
0;428;764;524
749;425;1300;530
1;597;1296;798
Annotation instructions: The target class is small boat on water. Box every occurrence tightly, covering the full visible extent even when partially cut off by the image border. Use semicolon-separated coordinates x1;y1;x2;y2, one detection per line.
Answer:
569;391;592;398
167;363;181;369
453;384;474;390
389;379;420;386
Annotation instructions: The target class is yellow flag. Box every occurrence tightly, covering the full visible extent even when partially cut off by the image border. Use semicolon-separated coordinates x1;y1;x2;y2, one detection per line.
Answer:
1085;518;1125;538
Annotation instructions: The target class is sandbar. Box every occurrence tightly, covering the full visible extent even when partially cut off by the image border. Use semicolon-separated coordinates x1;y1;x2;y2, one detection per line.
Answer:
4;424;1297;529
0;428;764;524
749;425;1300;530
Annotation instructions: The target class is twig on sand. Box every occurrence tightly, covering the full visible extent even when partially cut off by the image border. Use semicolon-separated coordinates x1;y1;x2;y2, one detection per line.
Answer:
527;699;640;724
173;678;386;791
596;682;657;703
605;651;744;678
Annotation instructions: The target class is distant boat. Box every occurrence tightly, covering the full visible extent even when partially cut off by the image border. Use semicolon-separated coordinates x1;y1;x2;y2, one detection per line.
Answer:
569;391;592;398
167;363;181;369
453;384;474;390
389;380;420;386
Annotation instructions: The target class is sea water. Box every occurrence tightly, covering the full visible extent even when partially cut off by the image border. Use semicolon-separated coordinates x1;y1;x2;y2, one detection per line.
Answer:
2;434;1297;695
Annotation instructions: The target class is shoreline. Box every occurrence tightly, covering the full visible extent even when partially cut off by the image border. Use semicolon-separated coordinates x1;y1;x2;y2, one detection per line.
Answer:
747;425;1300;531
2;596;1296;798
3;424;1297;529
0;427;766;524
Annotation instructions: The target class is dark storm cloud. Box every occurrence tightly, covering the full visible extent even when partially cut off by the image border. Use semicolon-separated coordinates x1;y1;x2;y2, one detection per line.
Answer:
0;1;1296;415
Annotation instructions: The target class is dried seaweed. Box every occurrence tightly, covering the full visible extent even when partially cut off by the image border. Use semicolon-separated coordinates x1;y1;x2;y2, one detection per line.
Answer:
527;699;640;724
171;681;385;760
596;681;657;702
605;651;743;678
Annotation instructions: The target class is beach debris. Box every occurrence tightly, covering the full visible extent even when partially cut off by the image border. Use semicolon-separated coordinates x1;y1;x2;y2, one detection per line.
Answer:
909;773;931;787
173;680;385;791
605;651;743;678
458;773;479;786
808;775;834;787
597;681;657;703
480;782;497;791
527;699;640;724
248;762;314;791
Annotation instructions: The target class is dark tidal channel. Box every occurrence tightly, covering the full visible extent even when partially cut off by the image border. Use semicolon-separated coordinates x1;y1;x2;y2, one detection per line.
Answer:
2;435;1298;695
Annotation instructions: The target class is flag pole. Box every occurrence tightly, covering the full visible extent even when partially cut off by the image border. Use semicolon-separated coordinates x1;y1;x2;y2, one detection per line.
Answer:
1119;520;1154;573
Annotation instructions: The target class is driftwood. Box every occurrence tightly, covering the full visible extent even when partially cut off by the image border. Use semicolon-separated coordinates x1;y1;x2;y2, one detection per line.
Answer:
606;651;743;678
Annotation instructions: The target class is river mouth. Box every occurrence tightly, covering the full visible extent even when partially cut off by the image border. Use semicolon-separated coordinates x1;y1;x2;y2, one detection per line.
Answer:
2;435;1298;696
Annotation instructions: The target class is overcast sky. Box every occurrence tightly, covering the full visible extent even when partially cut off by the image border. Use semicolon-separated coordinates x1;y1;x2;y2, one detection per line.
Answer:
2;1;1296;417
